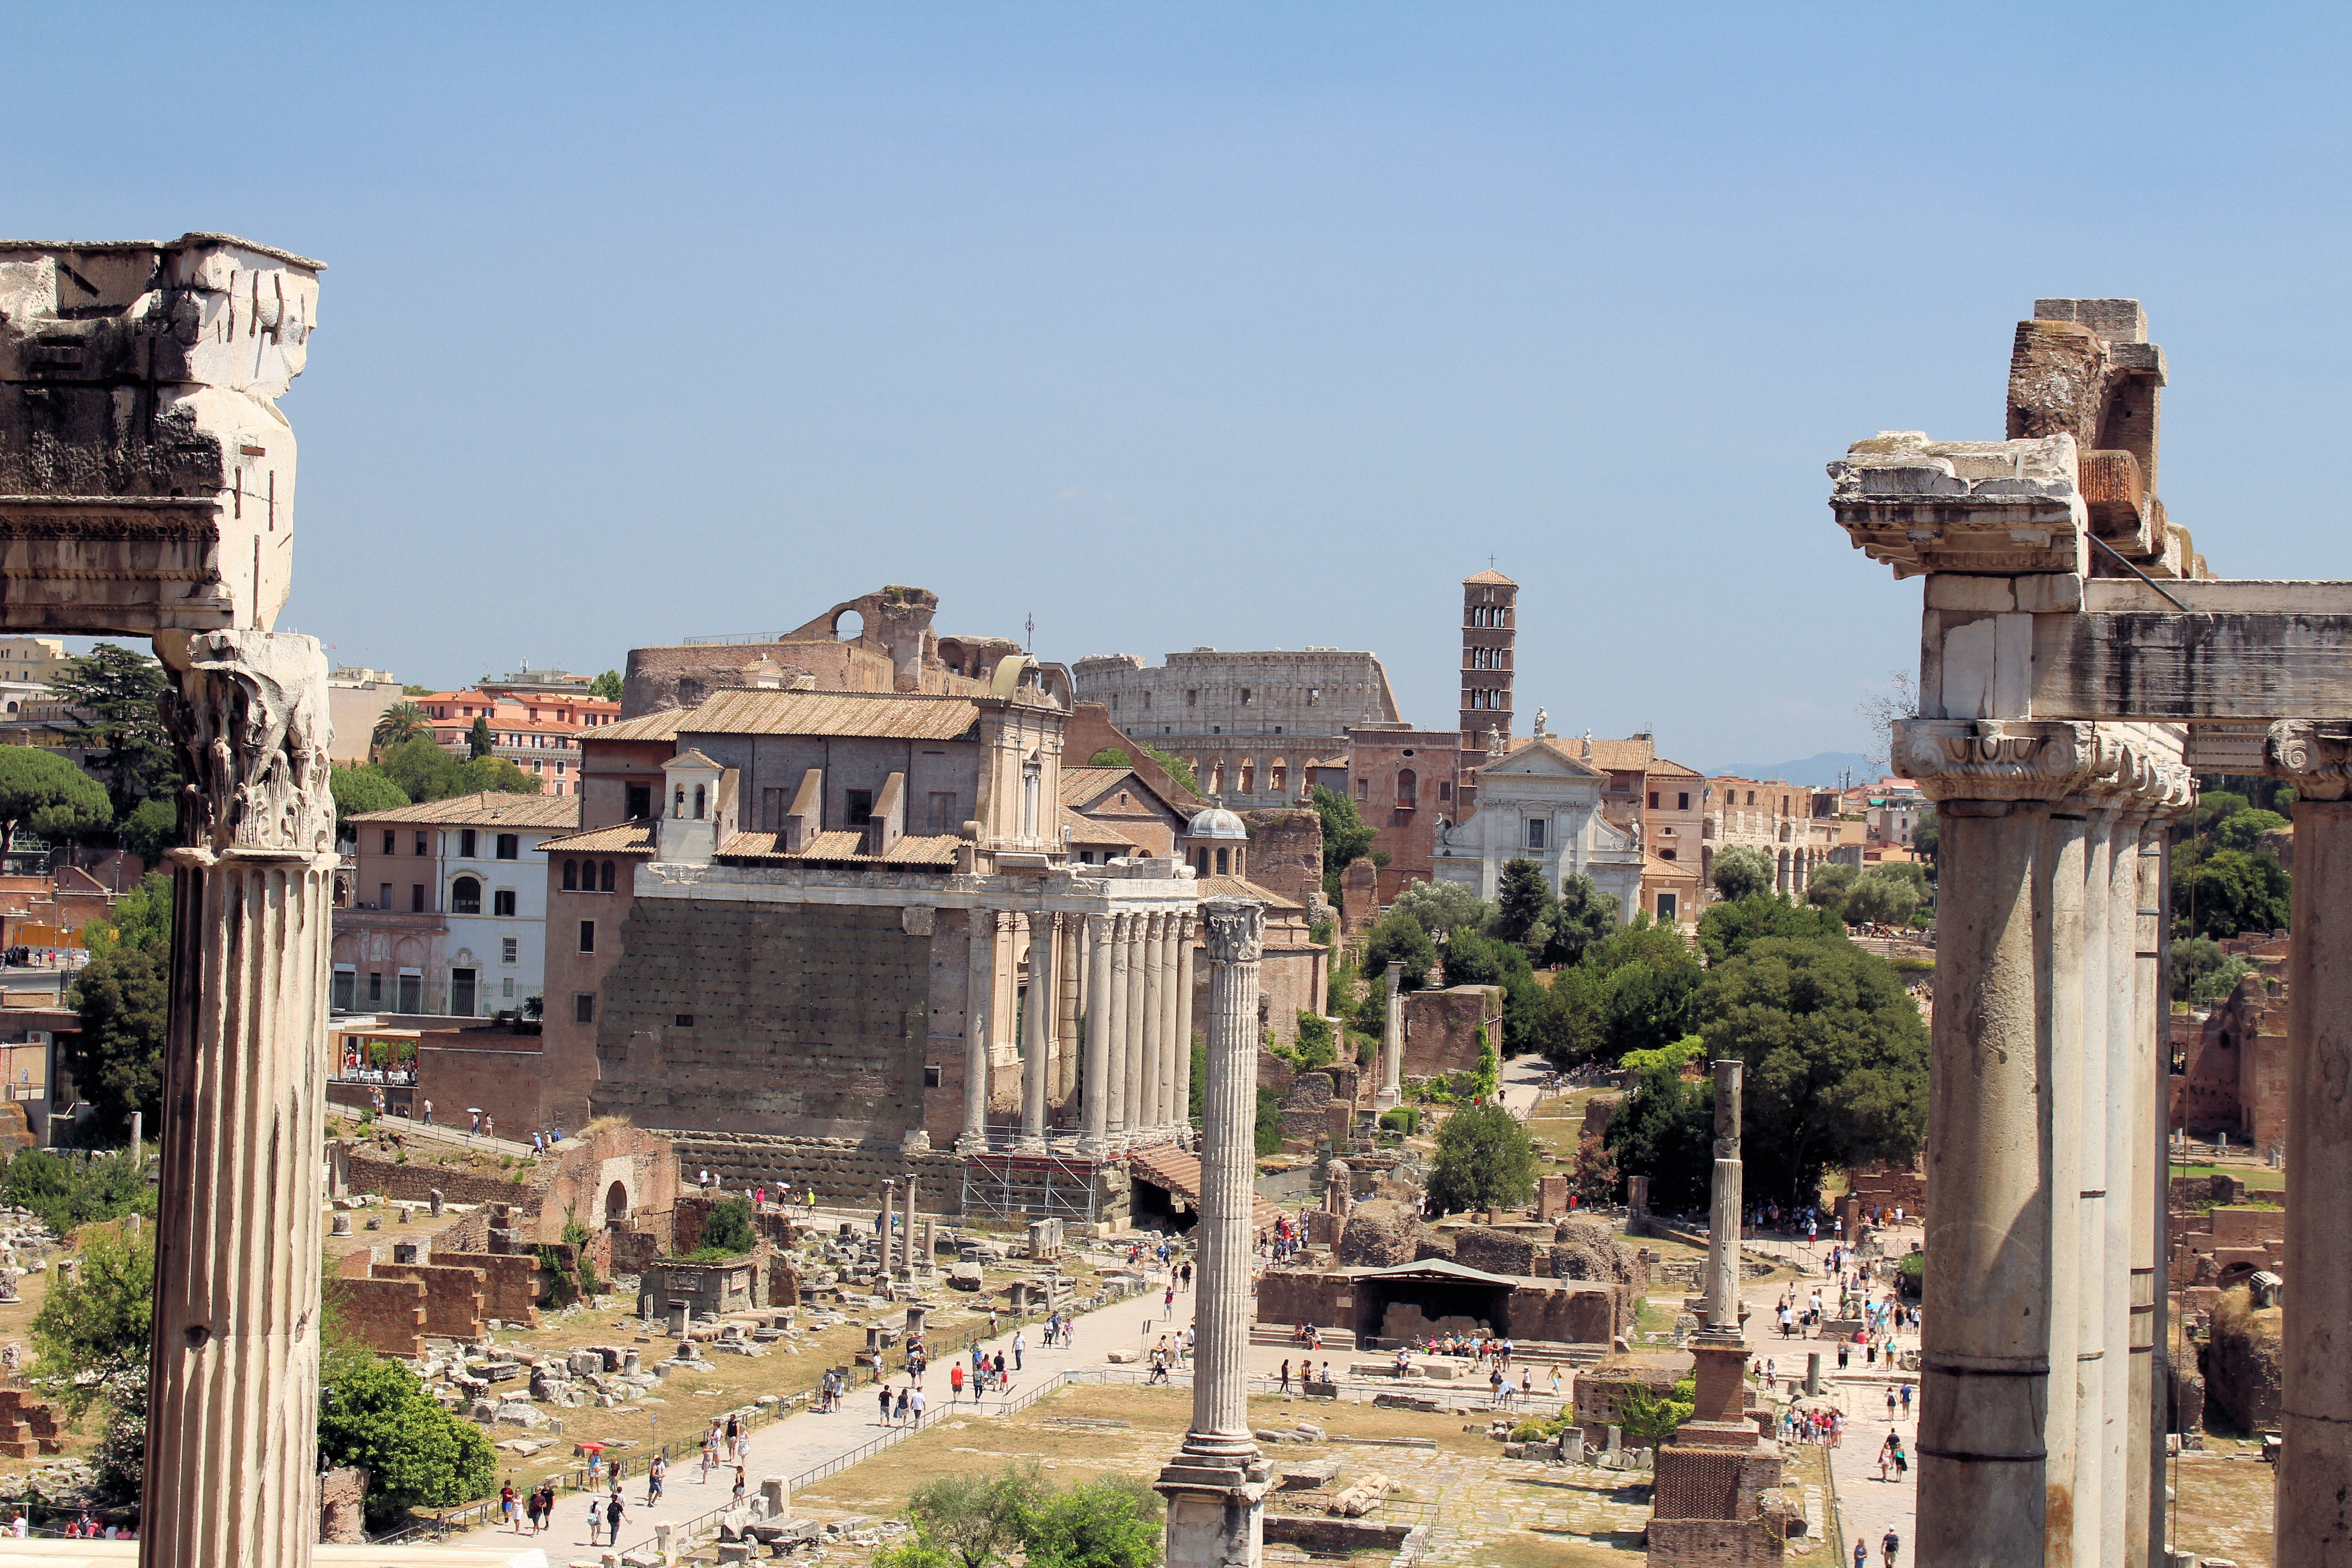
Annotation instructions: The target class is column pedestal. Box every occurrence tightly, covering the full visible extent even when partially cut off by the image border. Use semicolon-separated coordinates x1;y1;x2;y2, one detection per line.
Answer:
142;631;336;1568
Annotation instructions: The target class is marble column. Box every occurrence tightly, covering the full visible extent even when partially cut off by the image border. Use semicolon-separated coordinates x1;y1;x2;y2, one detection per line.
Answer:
1123;913;1150;1141
1172;916;1197;1138
2073;807;2112;1567
1156;915;1184;1132
2041;806;2088;1557
2099;810;2139;1568
1105;915;1132;1149
901;1179;918;1275
1703;1059;1743;1331
1056;916;1084;1112
2268;722;2352;1568
1156;897;1269;1568
1018;912;1055;1152
144;631;336;1568
2128;818;2166;1564
1140;913;1168;1139
1081;915;1113;1156
1375;961;1403;1110
959;909;996;1152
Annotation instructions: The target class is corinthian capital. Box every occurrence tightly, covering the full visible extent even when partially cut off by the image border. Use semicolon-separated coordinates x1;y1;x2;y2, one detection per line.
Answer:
159;630;333;858
1200;897;1265;966
2267;721;2352;802
1896;719;2102;804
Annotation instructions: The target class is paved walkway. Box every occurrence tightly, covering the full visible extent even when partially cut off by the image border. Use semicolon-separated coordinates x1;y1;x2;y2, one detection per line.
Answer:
455;1257;1194;1558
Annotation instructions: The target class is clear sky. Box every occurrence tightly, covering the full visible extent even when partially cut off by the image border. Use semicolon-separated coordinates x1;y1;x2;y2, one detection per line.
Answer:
14;4;2350;769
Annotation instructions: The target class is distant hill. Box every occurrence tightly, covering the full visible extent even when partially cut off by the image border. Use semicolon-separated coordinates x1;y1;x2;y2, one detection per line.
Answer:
1704;751;1878;787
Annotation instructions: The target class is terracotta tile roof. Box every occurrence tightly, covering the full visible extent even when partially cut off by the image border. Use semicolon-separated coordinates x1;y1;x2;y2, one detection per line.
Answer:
1646;757;1704;780
1197;873;1303;913
537;820;658;853
715;830;962;867
1059;765;1134;806
1127;1143;1285;1232
1063;806;1140;847
1461;568;1518;586
345;793;581;829
599;688;983;744
1644;852;1698;879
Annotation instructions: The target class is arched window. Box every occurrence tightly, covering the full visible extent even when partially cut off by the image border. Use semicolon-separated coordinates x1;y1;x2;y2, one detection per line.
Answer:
673;784;686;817
605;1180;629;1225
601;860;616;892
1195;848;1210;877
562;859;578;891
692;785;706;820
1215;847;1230;875
1396;769;1417;807
450;876;482;915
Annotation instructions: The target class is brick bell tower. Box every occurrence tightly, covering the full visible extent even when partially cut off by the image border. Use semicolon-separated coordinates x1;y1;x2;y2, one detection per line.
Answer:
1459;568;1517;743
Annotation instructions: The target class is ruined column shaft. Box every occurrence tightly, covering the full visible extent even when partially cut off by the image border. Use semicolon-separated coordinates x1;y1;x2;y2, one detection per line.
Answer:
1157;896;1269;1568
1376;961;1403;1109
959;911;995;1151
144;631;335;1568
1123;917;1150;1139
1081;915;1113;1154
1140;914;1167;1135
1172;917;1196;1136
1703;1059;1743;1331
1018;913;1055;1151
1105;916;1132;1141
2073;810;2111;1567
1155;917;1183;1128
2268;725;2352;1568
2128;823;2166;1566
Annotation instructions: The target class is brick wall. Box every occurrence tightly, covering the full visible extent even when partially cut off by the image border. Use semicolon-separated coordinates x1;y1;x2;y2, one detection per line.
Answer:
369;1261;485;1340
334;1273;428;1356
346;1150;544;1208
434;1251;539;1324
416;1038;550;1149
592;900;929;1140
1240;810;1323;914
1401;986;1503;1078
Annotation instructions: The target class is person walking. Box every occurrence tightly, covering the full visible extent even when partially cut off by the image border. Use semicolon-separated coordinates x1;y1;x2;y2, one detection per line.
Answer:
500;1482;517;1533
1853;1538;1867;1568
894;1385;911;1425
951;1361;965;1402
879;1385;894;1426
605;1488;626;1545
1881;1527;1901;1566
910;1384;927;1424
1279;1358;1292;1393
1012;1328;1026;1371
993;1349;1009;1392
648;1454;665;1504
587;1496;604;1547
421;1098;433;1126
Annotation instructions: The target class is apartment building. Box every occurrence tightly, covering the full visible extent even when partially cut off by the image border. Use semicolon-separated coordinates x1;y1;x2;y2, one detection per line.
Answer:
409;687;623;796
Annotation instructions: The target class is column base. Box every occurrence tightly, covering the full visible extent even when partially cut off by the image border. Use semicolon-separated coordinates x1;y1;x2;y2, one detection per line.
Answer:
1156;1449;1270;1568
1014;1134;1047;1154
956;1132;989;1154
1373;1088;1400;1111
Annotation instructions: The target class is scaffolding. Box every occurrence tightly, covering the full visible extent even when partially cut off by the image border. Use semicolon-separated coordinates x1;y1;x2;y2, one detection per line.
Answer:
959;1146;1111;1228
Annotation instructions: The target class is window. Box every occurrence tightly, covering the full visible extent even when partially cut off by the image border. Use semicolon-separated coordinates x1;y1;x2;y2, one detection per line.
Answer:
1240;688;1253;705
397;973;421;1012
691;784;705;819
501;936;518;964
496;833;519;859
451;969;477;1017
381;830;394;855
1186;689;1198;707
502;978;514;998
1660;848;1677;860
1215;847;1230;875
1355;779;1368;800
459;828;477;858
627;784;652;819
450;876;482;914
579;920;596;954
332;970;355;1011
923;1064;943;1089
563;859;578;891
846;789;873;826
411;884;426;913
1308;689;1320;705
414;832;428;856
493;890;516;916
1678;793;1690;812
574;993;596;1024
1195;848;1210;876
368;971;383;1003
1647;792;1660;809
1527;820;1547;850
1439;780;1452;802
673;784;685;817
601;860;617;892
674;1014;695;1028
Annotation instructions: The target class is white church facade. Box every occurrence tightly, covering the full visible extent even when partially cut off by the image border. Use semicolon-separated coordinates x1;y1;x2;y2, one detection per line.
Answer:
1431;732;1643;921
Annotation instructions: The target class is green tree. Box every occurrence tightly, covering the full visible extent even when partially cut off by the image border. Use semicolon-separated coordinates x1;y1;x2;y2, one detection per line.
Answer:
1425;1102;1538;1214
1549;872;1621;966
382;735;465;802
370;702;431;752
1390;878;1494;938
2171;935;2228;1002
1493;859;1558;955
1602;958;1702;1059
2188;790;2251;834
1697;892;1848;965
1911;806;1937;862
1695;936;1930;1205
0;1148;156;1235
29;1219;152;1416
1842;865;1923;928
1804;862;1858;911
590;670;625;701
49;645;173;818
116;793;177;866
64;946;167;1140
1541;963;1608;1068
460;755;543;795
1311;785;1377;898
1019;1475;1163;1568
317;1348;499;1528
0;747;111;856
2212;808;2289;854
2172;848;2293;939
1359;910;1438;990
329;764;410;832
907;1465;1043;1568
1709;845;1774;903
1088;748;1132;769
1143;746;1199;797
697;1195;755;1256
2190;956;2256;1004
1290;1012;1336;1069
467;716;495;760
1602;1057;1713;1214
83;871;171;958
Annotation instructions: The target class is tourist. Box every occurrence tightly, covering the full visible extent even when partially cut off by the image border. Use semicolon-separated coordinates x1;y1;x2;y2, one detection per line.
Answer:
894;1385;911;1424
1854;1538;1867;1568
951;1361;965;1401
1320;1360;1332;1386
1013;1328;1026;1370
648;1455;666;1504
1279;1358;1292;1393
910;1384;927;1423
734;1466;748;1504
1899;1382;1913;1418
993;1349;1009;1391
500;1481;517;1531
1881;1527;1901;1566
606;1489;626;1542
1548;1367;1561;1401
588;1496;605;1547
421;1098;434;1125
879;1386;895;1425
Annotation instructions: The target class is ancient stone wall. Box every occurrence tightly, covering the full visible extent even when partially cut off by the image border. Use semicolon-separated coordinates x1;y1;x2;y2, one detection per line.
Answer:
1452;1227;1536;1276
2203;1289;2283;1433
432;1251;539;1325
1240;809;1323;914
346;1150;542;1208
593;900;930;1139
1255;1269;1353;1332
1842;1163;1926;1218
367;1261;486;1341
1401;986;1503;1078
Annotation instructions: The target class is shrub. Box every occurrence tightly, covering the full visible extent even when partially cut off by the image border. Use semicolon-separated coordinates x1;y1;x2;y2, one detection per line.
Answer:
1378;1107;1420;1136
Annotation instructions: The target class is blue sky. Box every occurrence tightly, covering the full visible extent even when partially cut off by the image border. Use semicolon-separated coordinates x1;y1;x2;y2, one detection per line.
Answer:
14;4;2351;769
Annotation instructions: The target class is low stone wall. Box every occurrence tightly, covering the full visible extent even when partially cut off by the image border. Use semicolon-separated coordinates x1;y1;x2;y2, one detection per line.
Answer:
1262;1514;1425;1558
369;1260;487;1341
346;1150;544;1209
335;1272;428;1356
433;1250;539;1325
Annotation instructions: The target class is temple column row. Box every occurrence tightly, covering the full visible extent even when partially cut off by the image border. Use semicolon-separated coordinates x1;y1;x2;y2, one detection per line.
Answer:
1896;718;2189;1568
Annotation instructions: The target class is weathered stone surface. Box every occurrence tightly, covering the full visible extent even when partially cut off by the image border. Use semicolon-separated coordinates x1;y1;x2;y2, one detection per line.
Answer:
1333;1199;1423;1269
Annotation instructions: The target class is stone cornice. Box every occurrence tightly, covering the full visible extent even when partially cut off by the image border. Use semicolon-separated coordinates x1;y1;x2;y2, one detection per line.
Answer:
2266;721;2352;802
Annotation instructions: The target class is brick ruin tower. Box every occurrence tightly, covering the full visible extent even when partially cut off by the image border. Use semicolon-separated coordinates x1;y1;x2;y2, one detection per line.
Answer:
1457;568;1516;816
